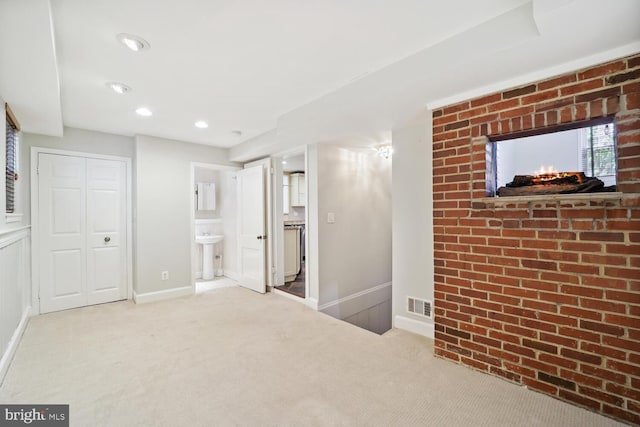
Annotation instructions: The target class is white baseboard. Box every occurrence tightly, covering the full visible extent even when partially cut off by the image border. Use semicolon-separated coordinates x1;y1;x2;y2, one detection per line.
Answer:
394;315;434;339
224;270;240;281
271;288;318;310
133;286;193;304
305;297;319;310
319;281;391;320
0;306;31;385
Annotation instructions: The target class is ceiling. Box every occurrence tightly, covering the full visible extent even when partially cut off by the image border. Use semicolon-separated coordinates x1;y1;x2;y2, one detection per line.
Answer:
1;0;639;154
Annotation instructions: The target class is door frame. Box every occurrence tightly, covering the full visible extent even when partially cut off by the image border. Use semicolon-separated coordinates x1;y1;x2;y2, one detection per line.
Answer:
271;146;313;308
30;147;133;315
189;161;240;294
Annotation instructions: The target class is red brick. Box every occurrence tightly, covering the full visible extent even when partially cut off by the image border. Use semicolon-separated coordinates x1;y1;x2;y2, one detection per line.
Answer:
539;292;578;306
580;342;626;360
523;338;557;354
580;365;626;384
605;266;640;279
561;284;603;298
606;290;640;304
521;89;559;105
539;353;577;369
443;101;470;115
559;327;601;344
521;357;558;375
471;93;502;107
606;383;640;401
523;378;558;395
606;359;640;376
560;106;573;123
503;84;536;99
560;369;603;389
627;91;640;110
539;74;577;90
602;336;640;352
602;405;640;425
460;356;489;372
590;99;604;117
579;320;624;336
539;332;576;348
578;60;625;80
500;106;534;119
487;98;520;113
560;348;602;365
579;232;624;242
604;313;640;328
558;263;599;275
560;79;603;96
578;386;624;407
538;313;578;327
559;306;601;321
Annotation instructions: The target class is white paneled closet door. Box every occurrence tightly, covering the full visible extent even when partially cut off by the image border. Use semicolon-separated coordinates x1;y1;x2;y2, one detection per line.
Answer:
86;159;127;305
38;153;127;313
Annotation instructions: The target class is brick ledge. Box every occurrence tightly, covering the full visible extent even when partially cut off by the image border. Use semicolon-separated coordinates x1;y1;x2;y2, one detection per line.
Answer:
479;192;627;205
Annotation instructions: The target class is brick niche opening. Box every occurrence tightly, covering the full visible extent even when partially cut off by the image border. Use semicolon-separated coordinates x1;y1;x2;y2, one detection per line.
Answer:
432;53;640;424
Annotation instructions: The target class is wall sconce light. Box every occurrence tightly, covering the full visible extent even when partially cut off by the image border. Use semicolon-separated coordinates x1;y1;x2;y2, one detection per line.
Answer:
376;145;393;159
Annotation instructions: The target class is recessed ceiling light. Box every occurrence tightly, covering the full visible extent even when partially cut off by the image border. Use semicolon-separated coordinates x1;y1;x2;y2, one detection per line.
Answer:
106;82;131;94
135;107;152;117
195;121;208;129
282;161;287;165
116;33;150;52
231;130;242;137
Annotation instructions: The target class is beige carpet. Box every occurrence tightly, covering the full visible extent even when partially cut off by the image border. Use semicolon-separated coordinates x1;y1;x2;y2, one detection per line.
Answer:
0;287;624;427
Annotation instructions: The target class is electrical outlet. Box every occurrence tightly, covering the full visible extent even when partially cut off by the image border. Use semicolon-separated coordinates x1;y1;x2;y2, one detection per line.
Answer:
161;271;169;280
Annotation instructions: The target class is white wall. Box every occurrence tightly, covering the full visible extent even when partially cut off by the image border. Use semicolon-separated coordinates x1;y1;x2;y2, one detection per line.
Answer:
0;96;32;381
391;110;434;337
220;171;238;277
314;143;392;324
0;96;6;229
24;127;134;158
134;135;236;295
194;167;220;220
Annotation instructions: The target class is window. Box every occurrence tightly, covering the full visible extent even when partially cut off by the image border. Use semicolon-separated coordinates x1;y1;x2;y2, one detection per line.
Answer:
5;103;20;214
487;118;617;196
581;123;616;186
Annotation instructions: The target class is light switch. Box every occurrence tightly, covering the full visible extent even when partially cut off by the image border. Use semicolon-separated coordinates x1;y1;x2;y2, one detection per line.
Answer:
327;212;335;223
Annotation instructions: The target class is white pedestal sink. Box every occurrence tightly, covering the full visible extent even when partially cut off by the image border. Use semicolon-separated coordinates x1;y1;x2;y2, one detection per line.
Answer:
196;235;224;280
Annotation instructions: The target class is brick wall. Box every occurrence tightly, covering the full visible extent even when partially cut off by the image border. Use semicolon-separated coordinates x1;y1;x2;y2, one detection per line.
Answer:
432;53;640;424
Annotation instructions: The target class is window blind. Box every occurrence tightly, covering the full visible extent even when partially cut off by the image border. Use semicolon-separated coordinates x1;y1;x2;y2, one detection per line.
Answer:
5;104;19;213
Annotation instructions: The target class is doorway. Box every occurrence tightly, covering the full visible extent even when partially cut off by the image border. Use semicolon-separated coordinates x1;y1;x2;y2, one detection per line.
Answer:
190;162;241;294
31;148;132;314
273;151;307;299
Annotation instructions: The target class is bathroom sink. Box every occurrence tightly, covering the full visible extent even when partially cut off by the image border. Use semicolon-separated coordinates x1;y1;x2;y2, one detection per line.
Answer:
195;235;224;244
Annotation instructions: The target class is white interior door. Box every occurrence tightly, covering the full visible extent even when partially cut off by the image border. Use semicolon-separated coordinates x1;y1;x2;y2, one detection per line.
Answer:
38;154;87;313
237;165;266;293
86;158;127;305
38;153;127;313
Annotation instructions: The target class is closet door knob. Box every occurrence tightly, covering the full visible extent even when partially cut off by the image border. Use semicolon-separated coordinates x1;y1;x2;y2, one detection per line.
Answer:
104;236;111;243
